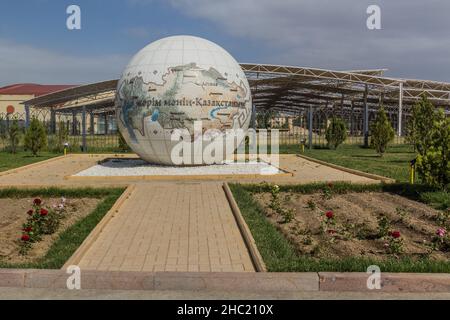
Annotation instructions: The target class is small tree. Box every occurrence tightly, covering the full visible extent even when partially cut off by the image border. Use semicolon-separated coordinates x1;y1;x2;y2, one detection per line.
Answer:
405;115;417;152
370;107;395;156
325;117;347;149
409;96;436;155
7;119;21;154
24;118;47;156
410;95;450;189
415;109;449;188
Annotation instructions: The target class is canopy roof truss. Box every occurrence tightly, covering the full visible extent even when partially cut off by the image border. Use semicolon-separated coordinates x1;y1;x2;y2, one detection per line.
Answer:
23;64;450;116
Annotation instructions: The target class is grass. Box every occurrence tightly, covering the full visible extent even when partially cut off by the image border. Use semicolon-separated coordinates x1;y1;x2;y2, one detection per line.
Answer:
302;144;416;183
298;143;449;210
0;187;125;269
0;151;59;172
230;183;450;273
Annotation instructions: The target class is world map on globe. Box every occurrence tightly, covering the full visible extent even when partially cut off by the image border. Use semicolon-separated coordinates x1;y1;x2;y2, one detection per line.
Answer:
115;36;252;165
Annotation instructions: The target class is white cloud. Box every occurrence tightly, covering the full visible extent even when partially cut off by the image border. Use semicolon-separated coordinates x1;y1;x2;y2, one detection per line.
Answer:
0;38;130;86
166;0;450;81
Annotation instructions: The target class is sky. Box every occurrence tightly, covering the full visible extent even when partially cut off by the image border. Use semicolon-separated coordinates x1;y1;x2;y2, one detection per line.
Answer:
1;0;450;86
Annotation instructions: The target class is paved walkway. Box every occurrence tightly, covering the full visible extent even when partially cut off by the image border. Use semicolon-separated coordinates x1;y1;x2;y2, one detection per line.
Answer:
76;183;255;272
0;154;376;187
0;154;378;274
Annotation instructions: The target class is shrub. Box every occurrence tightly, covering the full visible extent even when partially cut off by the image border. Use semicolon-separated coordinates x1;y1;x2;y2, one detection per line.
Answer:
24;118;47;156
370;107;395;156
7;119;21;154
410;96;450;189
19;197;65;255
325;117;347;149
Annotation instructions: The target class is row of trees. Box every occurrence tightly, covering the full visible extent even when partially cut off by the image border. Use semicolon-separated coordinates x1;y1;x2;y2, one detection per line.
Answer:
325;96;449;189
324;106;395;155
4;118;57;156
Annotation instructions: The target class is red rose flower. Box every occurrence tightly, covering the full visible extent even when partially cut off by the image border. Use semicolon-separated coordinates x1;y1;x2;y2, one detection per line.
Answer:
27;209;34;216
33;198;42;206
326;211;334;219
40;208;49;216
21;234;30;242
391;231;401;239
23;227;33;233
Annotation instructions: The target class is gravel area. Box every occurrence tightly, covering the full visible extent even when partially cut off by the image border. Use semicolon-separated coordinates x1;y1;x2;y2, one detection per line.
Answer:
74;159;281;176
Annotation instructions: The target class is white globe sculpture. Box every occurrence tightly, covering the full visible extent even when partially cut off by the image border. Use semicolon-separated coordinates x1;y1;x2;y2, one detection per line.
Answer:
115;35;252;165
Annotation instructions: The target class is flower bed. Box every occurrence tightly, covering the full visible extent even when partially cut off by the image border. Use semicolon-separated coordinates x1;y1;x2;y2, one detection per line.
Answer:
253;183;450;262
0;196;101;264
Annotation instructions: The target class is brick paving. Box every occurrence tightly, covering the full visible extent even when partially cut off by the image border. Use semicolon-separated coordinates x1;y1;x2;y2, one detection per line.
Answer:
0;154;378;273
77;182;255;272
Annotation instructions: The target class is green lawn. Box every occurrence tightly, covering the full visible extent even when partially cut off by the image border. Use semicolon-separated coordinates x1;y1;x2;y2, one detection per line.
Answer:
0;152;59;172
297;144;449;210
302;144;416;183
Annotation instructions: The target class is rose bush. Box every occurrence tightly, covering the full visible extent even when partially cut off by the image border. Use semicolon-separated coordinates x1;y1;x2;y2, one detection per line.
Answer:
18;197;67;255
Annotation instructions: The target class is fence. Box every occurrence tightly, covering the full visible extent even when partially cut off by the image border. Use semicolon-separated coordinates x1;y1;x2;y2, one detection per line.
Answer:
0;105;412;154
0;109;123;153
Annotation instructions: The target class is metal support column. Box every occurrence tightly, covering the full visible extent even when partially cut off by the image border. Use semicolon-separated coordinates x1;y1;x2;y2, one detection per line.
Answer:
251;104;256;130
308;105;313;150
25;105;30;128
398;82;404;136
363;85;369;147
350;100;354;135
82;106;87;152
104;113;109;135
50;108;56;134
72;111;77;135
90;112;95;135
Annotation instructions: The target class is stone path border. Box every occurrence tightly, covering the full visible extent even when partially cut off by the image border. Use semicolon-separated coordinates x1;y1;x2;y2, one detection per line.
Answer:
0;154;72;178
64;158;293;182
62;184;136;269
1;269;450;293
223;183;267;272
296;154;395;183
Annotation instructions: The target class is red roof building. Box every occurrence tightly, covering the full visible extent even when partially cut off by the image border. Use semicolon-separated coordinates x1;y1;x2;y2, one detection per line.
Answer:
0;83;77;114
0;83;77;97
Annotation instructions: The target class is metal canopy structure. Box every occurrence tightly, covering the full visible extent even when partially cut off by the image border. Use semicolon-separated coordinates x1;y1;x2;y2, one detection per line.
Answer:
23;63;450;142
24;63;450;109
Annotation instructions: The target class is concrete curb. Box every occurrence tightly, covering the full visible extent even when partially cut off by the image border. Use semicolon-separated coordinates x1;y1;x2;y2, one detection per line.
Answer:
0;270;449;293
65;171;293;182
62;184;136;269
319;272;450;292
296;154;395;183
223;183;267;272
0;270;318;292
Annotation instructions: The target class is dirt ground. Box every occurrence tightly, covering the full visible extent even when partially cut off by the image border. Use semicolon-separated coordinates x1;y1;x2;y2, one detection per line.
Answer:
0;197;101;264
255;191;450;261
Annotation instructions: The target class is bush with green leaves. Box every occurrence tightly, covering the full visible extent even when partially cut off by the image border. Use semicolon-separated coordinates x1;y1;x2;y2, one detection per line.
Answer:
370;107;395;156
410;96;450;189
24;118;47;156
7;118;21;154
49;121;69;153
325;117;347;149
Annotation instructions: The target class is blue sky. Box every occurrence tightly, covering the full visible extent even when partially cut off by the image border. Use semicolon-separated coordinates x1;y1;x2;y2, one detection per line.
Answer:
1;0;450;85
